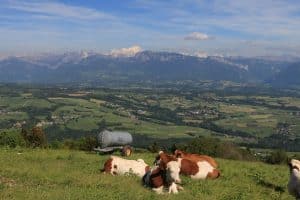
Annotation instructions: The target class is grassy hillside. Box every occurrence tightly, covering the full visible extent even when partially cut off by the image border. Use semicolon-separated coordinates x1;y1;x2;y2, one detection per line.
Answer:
0;148;294;200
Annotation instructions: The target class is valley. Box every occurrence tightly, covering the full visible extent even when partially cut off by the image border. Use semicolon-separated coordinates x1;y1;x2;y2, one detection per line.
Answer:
1;82;300;151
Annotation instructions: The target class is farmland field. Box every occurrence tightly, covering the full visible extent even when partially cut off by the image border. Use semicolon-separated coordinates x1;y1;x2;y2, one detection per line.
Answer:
0;148;294;200
0;83;300;150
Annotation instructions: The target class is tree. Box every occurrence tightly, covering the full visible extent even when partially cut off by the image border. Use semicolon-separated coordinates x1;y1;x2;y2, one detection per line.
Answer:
22;127;47;148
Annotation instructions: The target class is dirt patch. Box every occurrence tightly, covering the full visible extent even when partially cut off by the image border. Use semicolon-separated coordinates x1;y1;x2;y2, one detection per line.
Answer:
0;176;16;187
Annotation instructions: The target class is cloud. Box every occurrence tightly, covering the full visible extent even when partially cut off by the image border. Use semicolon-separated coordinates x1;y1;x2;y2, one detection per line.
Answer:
184;32;213;40
3;0;114;20
110;45;142;57
1;0;300;57
193;51;208;58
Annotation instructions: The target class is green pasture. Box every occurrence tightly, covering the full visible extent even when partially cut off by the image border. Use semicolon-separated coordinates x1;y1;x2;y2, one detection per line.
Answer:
0;148;293;200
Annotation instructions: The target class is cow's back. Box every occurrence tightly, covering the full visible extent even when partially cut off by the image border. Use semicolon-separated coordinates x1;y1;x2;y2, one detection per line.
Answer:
111;156;148;177
182;153;218;168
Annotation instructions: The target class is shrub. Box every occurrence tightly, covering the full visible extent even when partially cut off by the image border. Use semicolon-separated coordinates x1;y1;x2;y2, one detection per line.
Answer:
266;150;288;164
78;136;98;151
290;153;300;161
174;137;256;161
62;136;97;151
147;142;161;153
62;139;80;150
0;130;25;148
185;137;219;156
50;140;63;149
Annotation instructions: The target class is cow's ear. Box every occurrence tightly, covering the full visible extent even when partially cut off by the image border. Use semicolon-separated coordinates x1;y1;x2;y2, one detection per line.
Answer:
175;150;182;158
153;155;160;165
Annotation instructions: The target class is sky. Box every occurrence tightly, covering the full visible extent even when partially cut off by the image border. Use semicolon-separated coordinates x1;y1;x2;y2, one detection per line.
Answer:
0;0;300;57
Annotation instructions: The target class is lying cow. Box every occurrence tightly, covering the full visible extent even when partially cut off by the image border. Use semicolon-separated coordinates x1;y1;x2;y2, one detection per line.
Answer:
288;159;300;199
156;151;220;181
142;166;183;194
101;156;150;177
174;149;218;168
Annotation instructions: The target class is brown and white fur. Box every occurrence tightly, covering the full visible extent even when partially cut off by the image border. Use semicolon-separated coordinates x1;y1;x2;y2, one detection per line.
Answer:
142;166;183;194
288;159;300;199
174;149;219;169
156;151;220;180
101;156;150;177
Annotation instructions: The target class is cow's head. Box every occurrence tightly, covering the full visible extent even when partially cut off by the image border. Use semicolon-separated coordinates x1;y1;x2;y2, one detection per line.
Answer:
289;159;300;176
174;150;184;158
153;151;164;166
154;151;181;184
165;160;181;184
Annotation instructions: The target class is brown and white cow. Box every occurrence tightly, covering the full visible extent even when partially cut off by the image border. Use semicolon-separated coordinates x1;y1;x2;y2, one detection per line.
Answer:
288;159;300;199
101;156;150;177
174;149;218;169
155;151;220;181
142;166;183;194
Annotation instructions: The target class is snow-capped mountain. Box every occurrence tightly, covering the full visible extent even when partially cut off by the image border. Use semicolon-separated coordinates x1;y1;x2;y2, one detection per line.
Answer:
0;50;295;85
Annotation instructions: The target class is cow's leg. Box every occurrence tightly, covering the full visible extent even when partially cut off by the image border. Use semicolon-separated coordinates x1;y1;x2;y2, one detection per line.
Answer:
153;186;164;194
168;182;178;194
177;185;184;190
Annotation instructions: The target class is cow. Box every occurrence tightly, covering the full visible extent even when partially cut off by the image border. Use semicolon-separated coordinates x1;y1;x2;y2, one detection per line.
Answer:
288;159;300;199
101;156;150;177
155;151;220;181
143;166;183;194
174;149;218;169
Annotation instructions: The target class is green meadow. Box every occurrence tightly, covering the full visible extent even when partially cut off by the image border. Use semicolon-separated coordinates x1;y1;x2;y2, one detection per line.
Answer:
0;148;294;200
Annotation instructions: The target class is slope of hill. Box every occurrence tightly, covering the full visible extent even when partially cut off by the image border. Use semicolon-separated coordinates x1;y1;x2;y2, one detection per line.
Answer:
0;148;293;200
269;62;300;87
0;57;51;83
226;57;288;82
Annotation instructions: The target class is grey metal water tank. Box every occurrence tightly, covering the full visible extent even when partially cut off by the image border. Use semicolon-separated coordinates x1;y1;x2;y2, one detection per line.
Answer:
97;130;133;148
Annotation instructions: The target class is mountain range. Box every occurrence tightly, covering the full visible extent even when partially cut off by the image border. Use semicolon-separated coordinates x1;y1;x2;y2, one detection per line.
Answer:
269;62;300;87
0;51;299;87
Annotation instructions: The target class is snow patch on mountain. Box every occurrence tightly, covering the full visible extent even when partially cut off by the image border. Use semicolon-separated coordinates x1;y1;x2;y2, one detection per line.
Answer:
110;46;142;57
211;56;249;70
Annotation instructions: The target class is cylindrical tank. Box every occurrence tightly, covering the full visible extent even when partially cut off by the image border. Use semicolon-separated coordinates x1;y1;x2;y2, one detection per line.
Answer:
98;130;133;148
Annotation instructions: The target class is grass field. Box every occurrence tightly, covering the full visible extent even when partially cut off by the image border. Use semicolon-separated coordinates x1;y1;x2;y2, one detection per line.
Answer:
0;148;294;200
1;84;300;150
